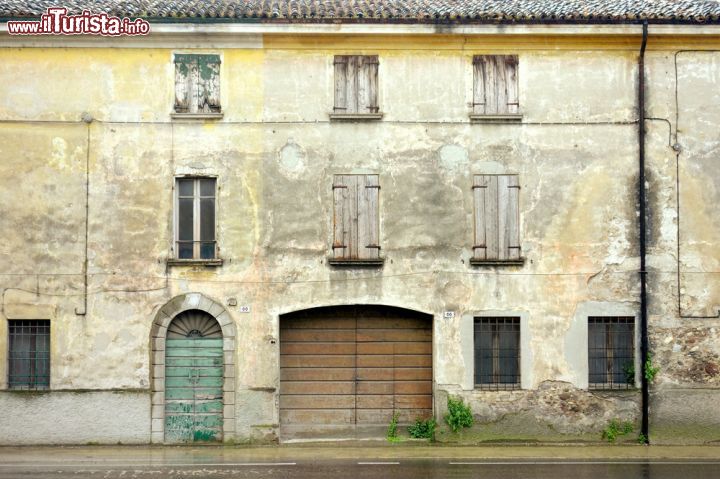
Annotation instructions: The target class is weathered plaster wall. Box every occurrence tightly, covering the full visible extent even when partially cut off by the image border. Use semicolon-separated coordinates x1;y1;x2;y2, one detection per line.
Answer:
0;36;717;444
643;49;720;444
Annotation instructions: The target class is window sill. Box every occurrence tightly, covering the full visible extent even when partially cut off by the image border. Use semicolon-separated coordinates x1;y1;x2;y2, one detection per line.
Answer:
7;385;50;391
588;385;638;392
474;385;522;391
167;258;224;267
329;113;384;121
469;114;523;123
470;258;525;267
171;112;224;120
328;258;385;267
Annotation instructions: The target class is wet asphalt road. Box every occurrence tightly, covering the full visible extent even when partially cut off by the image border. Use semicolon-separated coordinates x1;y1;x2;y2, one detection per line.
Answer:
2;459;720;478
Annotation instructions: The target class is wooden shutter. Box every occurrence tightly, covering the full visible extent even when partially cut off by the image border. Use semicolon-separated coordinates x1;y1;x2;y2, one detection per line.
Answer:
473;174;520;261
333;56;349;113
175;54;220;114
498;175;521;260
174;55;194;113
332;175;352;259
333;174;380;260
504;56;519;114
472;56;487;115
472;175;489;260
197;55;221;113
358;174;380;259
358;56;379;114
473;55;519;115
334;55;378;114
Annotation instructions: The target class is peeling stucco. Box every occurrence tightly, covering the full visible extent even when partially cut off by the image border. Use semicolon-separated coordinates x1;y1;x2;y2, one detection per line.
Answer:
0;37;718;444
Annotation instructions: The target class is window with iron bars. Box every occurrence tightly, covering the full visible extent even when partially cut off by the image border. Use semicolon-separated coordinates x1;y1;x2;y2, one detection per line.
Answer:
588;316;635;390
474;317;520;390
8;320;50;389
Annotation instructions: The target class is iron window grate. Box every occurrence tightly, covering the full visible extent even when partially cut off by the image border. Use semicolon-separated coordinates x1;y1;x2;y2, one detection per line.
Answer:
474;317;521;390
8;320;50;389
588;316;635;390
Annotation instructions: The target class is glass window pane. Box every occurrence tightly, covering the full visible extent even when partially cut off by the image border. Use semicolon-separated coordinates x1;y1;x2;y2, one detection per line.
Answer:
178;242;193;259
474;321;494;384
612;323;634;384
200;198;215;241
498;326;519;383
200;242;215;259
178;198;194;241
588;324;606;381
200;178;215;197
177;179;194;196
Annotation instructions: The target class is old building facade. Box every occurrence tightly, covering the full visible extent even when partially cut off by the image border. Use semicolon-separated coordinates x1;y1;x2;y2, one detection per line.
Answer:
1;0;719;445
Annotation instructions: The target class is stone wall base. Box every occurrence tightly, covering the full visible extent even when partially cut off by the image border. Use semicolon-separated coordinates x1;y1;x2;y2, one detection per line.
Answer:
0;390;151;445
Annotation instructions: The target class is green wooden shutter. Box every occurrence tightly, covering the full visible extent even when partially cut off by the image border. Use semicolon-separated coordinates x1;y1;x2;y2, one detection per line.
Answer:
197;55;221;113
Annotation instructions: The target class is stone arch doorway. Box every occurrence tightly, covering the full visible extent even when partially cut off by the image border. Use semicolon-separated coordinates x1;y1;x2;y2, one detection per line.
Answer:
279;305;433;440
150;293;236;444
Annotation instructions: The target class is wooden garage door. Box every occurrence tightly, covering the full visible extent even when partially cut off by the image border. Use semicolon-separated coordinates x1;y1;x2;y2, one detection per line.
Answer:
280;306;432;440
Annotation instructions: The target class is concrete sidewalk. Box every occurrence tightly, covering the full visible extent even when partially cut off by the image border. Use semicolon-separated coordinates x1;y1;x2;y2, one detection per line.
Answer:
0;444;719;464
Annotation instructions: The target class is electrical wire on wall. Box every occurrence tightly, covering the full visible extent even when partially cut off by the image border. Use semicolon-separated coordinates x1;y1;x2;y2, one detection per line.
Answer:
672;50;720;319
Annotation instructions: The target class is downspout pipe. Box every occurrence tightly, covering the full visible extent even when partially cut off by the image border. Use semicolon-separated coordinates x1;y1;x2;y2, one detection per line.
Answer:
638;21;649;444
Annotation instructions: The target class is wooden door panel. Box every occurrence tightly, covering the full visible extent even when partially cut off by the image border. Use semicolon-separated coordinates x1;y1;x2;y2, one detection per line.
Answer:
165;337;223;443
356;367;394;381
357;317;431;329
281;409;355;425
356;381;393;395
280;317;357;329
355;354;432;367
393;355;433;367
281;354;355;368
280;394;355;409
393;381;432;394
356;394;394;409
356;342;432;355
356;408;395;424
281;329;356;342
279;307;432;439
281;381;355;395
281;367;355;381
281;342;356;355
356;329;432;342
395;395;433;409
394;368;433;380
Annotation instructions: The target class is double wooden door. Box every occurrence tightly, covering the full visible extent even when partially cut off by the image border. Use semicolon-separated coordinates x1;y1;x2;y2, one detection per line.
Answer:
164;311;224;443
279;306;433;440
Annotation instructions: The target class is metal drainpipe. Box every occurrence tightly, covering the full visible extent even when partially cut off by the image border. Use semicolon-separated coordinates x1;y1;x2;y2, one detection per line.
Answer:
638;21;649;444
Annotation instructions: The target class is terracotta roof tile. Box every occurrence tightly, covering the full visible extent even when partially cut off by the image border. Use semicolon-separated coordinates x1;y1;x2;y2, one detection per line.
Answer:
1;0;719;24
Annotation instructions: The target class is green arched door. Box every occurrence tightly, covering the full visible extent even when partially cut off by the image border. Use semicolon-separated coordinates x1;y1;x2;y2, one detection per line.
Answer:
165;310;224;443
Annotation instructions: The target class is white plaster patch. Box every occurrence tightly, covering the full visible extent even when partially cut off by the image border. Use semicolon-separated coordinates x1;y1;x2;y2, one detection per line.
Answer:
50;137;68;170
660;206;678;243
278;141;306;178
605;215;631;265
185;293;201;308
437;144;468;174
